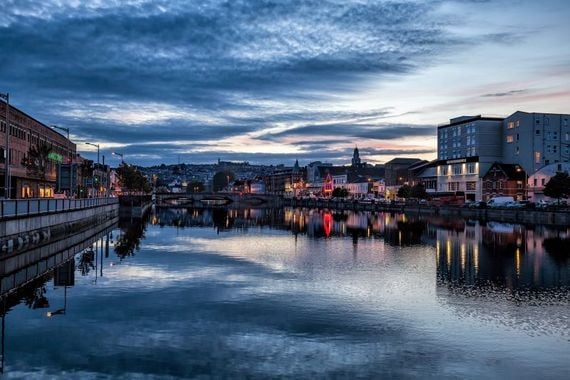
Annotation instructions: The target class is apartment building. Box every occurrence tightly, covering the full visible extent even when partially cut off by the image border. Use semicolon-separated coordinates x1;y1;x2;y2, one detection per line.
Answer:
436;115;504;201
502;111;570;173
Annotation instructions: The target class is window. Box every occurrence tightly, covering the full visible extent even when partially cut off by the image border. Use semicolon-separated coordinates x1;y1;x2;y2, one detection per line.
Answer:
536;129;541;135
535;151;541;163
566;133;569;141
516;133;519;141
553;145;558;153
507;121;515;129
534;178;537;186
506;135;514;143
545;117;549;126
541;178;545;186
547;145;551;153
466;182;477;191
515;146;519;155
453;165;462;175
467;163;476;174
553;131;558;140
517;181;523;189
516;120;520;127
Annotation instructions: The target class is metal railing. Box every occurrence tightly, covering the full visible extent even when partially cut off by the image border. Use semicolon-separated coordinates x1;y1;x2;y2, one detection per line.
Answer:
0;197;118;219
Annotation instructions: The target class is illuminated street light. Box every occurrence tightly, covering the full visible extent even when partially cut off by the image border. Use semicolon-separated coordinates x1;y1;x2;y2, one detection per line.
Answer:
112;151;124;164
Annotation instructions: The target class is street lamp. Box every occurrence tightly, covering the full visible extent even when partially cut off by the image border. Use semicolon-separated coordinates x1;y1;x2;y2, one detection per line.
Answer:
51;125;69;139
112;151;124;164
84;142;100;198
1;92;10;199
84;142;100;164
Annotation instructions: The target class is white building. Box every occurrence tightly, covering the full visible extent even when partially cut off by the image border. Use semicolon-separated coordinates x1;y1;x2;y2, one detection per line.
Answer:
528;162;570;202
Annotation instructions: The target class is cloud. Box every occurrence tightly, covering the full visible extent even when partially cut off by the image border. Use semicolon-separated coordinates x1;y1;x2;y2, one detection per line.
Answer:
2;0;562;166
481;89;530;98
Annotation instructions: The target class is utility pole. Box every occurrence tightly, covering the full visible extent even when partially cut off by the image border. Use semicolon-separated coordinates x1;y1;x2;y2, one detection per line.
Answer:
1;93;10;199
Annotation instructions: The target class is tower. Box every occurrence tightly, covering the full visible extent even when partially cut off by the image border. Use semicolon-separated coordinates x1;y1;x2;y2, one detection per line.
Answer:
352;146;362;167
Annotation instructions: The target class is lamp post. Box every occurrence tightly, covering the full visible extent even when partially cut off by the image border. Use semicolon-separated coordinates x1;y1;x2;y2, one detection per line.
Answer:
84;142;100;164
112;151;124;164
52;125;73;197
84;142;100;198
51;125;69;139
1;92;10;199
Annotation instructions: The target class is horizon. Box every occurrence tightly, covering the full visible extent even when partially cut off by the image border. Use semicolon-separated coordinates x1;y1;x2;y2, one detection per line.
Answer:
1;0;569;166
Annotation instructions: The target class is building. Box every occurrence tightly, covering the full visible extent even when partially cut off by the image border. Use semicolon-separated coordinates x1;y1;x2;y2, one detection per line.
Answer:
384;157;423;199
527;162;570;202
1;100;76;198
502;112;570;174
482;162;526;201
436;115;504;201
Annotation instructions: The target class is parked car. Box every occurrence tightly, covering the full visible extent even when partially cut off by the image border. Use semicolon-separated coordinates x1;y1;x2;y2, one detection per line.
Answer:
487;196;515;208
468;201;487;209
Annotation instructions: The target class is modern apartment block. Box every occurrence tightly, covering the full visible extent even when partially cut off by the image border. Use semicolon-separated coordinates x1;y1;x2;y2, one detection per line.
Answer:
502;111;570;173
436;111;570;201
436;115;504;201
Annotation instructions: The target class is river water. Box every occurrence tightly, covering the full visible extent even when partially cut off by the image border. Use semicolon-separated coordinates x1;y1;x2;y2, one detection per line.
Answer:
1;207;569;379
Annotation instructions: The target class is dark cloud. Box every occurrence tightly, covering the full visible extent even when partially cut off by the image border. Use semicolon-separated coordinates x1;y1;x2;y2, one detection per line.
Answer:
265;123;435;141
0;0;522;165
481;89;529;97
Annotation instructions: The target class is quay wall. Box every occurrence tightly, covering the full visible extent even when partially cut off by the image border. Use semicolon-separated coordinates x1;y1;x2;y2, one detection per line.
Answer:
1;198;118;252
283;198;570;226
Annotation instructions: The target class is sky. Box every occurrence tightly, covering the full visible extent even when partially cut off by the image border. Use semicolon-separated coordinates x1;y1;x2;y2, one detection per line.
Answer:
1;0;569;167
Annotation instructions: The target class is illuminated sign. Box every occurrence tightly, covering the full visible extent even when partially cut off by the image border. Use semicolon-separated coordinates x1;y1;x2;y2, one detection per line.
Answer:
48;152;63;163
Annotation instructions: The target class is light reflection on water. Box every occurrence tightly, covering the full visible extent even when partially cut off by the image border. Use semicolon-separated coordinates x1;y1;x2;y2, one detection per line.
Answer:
1;207;568;379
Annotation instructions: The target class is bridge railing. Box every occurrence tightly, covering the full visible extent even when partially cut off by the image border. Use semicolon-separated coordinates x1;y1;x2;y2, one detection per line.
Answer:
0;197;118;220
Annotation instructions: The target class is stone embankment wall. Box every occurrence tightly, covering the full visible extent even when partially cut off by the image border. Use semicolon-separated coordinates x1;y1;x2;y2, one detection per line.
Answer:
284;199;570;226
1;201;118;252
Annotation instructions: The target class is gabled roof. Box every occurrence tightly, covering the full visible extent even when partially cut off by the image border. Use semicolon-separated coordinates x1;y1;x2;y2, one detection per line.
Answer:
485;162;526;180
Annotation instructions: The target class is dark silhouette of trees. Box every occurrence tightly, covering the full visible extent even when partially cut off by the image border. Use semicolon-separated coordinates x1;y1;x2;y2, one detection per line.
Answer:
543;172;570;204
213;171;235;192
332;187;349;198
411;184;428;199
117;163;151;193
21;142;53;179
397;184;412;199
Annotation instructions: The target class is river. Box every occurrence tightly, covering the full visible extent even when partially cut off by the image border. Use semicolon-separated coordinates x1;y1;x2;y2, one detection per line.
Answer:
1;207;568;379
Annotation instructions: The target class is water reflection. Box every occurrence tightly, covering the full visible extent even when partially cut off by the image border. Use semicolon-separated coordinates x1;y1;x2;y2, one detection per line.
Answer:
153;207;569;291
0;208;568;377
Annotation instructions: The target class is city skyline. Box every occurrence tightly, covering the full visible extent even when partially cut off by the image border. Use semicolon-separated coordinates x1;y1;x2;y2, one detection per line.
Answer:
1;0;569;166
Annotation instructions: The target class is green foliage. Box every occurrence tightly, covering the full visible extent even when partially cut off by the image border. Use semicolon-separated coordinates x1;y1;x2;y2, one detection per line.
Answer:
117;163;151;193
332;187;349;198
212;171;235;192
21;142;53;180
410;183;428;199
397;184;412;199
543;172;570;202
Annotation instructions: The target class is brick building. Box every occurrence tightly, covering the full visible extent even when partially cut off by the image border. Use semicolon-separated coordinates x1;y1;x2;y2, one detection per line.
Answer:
1;100;76;198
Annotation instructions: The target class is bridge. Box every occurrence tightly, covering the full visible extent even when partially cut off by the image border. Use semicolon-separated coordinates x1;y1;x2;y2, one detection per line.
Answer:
155;192;281;208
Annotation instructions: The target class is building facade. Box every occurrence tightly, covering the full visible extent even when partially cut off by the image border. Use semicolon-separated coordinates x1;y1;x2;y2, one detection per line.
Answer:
502;112;570;174
436;115;504;201
482;162;526;201
1;100;76;198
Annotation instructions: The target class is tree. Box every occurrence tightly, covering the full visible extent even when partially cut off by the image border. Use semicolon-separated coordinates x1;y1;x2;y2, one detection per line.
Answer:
397;184;412;199
21;142;53;180
332;187;349;198
116;163;151;194
213;171;235;192
411;183;428;199
186;180;205;193
543;172;570;204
